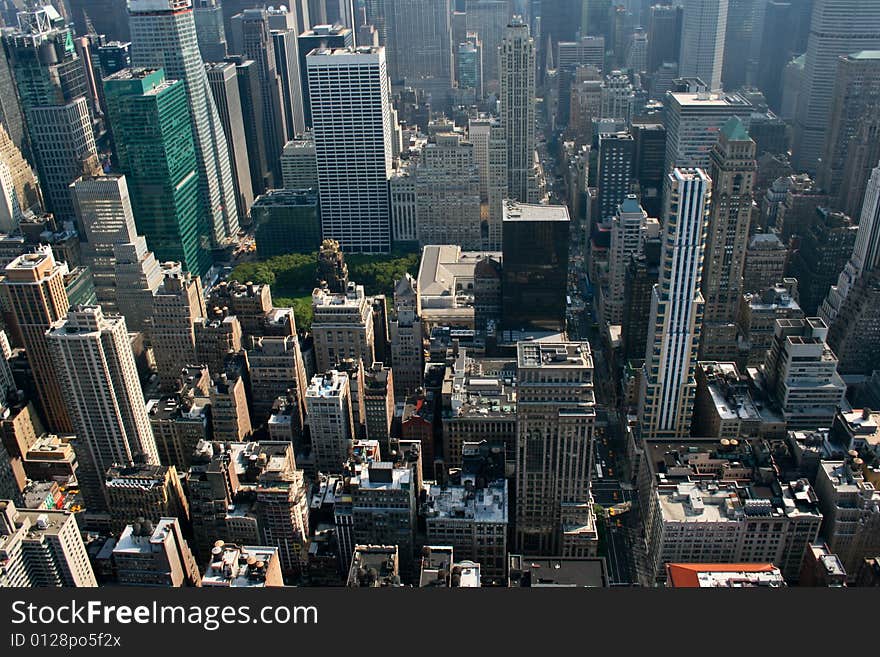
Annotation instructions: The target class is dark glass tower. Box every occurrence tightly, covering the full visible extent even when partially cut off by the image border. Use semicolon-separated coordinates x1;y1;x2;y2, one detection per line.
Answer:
502;201;570;333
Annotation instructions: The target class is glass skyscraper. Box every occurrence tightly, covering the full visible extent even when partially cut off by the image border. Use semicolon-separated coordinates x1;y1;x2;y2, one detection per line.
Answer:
103;68;210;277
128;0;240;248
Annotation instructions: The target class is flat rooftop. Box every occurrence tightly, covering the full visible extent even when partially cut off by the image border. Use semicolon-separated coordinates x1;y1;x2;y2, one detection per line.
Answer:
508;555;608;587
669;92;752;108
113;518;178;555
517;342;592;369
502;200;570;222
351;462;411;491
424;476;508;524
666;563;784;588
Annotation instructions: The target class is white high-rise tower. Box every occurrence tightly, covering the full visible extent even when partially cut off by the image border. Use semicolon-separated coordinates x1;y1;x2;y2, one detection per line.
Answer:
307;46;394;253
678;0;728;91
499;16;536;203
639;169;711;439
128;0;240;246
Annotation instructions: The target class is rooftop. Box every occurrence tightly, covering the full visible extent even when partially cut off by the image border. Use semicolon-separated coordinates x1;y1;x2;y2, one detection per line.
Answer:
306;370;348;399
351;461;411;491
104;464;169;490
112;518;178;555
666;563;784;588
0;501;71;539
423;476;508;524
669;91;752;108
819;460;880;500
502;200;570;223
252;189;318;207
202;543;279;587
848;50;880;60
517;341;592;369
417;245;502;304
721;116;750;141
347;545;401;587
306;45;383;59
657;478;821;523
507;555;608;587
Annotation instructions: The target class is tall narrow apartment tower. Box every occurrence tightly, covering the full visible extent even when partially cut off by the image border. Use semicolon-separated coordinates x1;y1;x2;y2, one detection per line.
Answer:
699;118;756;361
47;306;160;510
639;169;711;439
3;248;72;433
499;17;536;203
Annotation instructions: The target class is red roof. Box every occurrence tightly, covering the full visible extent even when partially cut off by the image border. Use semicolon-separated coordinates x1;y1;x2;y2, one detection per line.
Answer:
666;563;779;588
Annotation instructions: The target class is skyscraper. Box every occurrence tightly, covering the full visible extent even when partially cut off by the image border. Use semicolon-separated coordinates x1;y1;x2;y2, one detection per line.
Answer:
222;56;271;197
820;166;880;374
721;0;759;91
792;0;880;173
819;51;880;198
253;442;310;576
515;341;596;556
324;0;356;30
384;0;453;92
67;0;130;43
757;1;795;112
678;0;728;91
789;207;857;316
205;61;254;220
297;24;354;128
307;46;394;253
267;6;307;140
129;0;240;247
465;0;510;84
632;121;667;218
0;44;27;154
499;17;536;203
414;132;482;249
70;174;163;334
501;201;570;333
103;68;211;277
3;247;71;434
647;4;683;76
230;9;287;187
539;0;581;47
389;274;423;397
663;91;753;173
606;195;648;326
639;169;711;439
699;118;756;361
0;123;41;227
113;516;201;587
457;36;483;97
47;306;160;510
193;0;228;62
306;370;355;474
3;6;98;222
597;131;635;223
0;501;97;587
151;265;207;391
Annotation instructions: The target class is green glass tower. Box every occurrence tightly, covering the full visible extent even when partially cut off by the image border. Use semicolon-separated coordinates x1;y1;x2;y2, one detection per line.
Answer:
103;67;210;277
